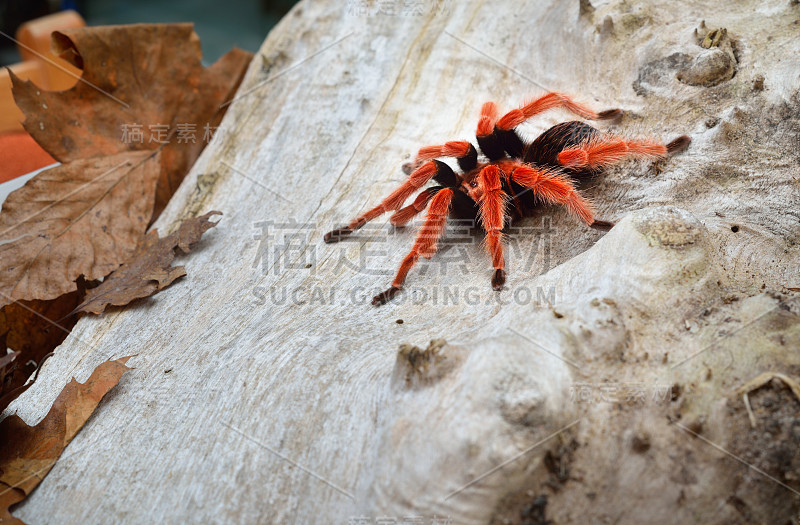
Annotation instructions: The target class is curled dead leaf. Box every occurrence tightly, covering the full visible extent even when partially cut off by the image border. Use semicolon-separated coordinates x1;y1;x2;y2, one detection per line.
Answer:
75;211;222;314
0;353;53;415
0;356;133;522
0;288;83;412
0;351;19;400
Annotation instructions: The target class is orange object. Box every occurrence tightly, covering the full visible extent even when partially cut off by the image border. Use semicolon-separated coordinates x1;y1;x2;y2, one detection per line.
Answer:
0;60;46;134
495;92;620;131
390;188;454;286
0;131;56;184
0;61;44;133
0;10;85;135
0;10;85;181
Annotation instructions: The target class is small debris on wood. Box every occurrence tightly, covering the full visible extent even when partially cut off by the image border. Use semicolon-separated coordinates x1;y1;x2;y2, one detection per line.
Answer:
394;338;449;387
631;432;651;453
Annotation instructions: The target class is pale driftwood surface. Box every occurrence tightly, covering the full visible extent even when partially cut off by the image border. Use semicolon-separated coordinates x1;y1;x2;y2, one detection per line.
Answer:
7;0;800;523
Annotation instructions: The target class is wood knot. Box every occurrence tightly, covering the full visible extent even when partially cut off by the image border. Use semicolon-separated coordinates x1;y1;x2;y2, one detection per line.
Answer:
394;338;450;388
633;207;703;249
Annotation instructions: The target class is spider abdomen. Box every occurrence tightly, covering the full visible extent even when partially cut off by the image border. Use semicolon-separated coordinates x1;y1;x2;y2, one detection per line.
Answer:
524;121;600;177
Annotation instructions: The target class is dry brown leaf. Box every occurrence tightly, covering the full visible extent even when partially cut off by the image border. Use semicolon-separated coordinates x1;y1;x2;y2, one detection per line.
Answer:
76;211;222;314
0;288;83;412
0;351;19;399
0;353;53;416
0;489;24;525
1;24;248;316
0;151;160;310
0;293;79;363
10;24;252;219
0;356;132;522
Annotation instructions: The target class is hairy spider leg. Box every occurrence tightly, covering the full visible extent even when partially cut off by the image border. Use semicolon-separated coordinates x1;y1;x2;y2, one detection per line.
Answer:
389;186;441;226
557;133;692;170
496;92;621;131
414;141;478;172
476;94;620;161
324;160;448;243
476;165;509;290
477;101;498;136
507;164;596;226
476;101;507;160
666;135;692;154
415;141;471;162
372;188;454;305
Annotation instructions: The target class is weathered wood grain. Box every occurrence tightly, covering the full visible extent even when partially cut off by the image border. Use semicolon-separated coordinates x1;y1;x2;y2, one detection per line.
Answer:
7;0;800;523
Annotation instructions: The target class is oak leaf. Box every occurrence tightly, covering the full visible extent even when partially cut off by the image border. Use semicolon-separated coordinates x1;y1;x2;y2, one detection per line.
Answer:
75;211;222;314
10;24;252;220
0;151;161;310
0;356;132;524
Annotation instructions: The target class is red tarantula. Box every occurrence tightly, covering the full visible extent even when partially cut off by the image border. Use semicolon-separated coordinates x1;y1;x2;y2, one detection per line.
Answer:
324;93;690;305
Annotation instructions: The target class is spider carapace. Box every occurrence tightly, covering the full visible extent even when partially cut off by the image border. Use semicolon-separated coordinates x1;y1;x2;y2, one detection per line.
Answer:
324;93;690;306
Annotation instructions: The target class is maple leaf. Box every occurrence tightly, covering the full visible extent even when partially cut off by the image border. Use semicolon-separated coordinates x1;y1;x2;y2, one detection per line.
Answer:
10;23;252;219
0;356;132;524
0;151;161;310
75;211;222;314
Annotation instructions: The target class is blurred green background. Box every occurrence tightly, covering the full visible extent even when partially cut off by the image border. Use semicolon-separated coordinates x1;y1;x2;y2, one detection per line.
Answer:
0;0;299;66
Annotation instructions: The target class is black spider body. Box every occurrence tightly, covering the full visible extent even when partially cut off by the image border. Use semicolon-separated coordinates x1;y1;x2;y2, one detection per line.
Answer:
434;120;601;223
